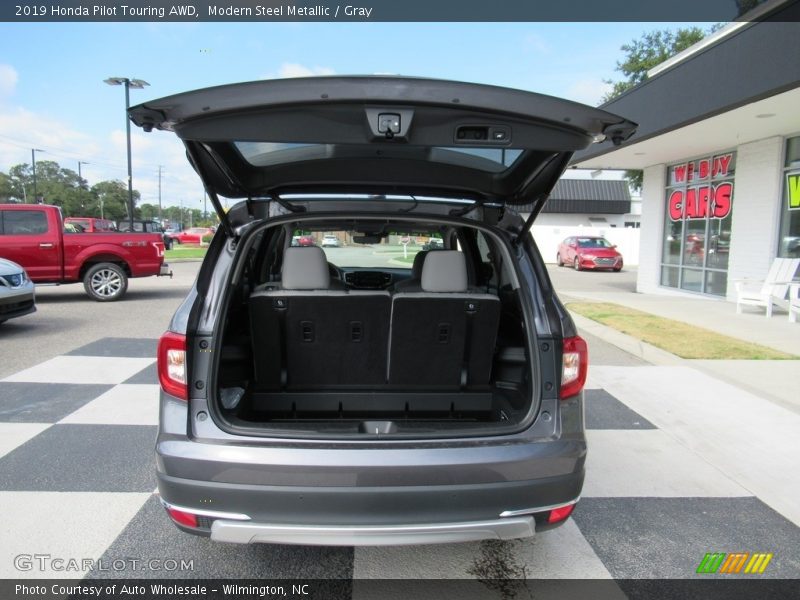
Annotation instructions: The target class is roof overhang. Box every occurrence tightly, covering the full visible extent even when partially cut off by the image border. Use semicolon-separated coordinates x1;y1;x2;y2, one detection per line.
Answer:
571;2;800;171
574;86;800;170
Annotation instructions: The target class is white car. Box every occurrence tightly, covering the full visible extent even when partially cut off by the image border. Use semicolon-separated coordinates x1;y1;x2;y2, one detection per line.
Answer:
322;235;341;247
0;258;36;324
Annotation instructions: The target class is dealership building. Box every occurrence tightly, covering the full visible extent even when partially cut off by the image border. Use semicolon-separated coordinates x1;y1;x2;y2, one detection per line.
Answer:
572;3;800;299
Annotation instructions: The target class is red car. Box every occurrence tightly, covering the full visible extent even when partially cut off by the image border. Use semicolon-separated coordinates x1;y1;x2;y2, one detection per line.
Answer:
291;235;316;247
557;236;623;271
169;227;214;245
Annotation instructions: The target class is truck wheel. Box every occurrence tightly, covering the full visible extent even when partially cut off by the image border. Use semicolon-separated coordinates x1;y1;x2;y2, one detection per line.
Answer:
83;262;128;301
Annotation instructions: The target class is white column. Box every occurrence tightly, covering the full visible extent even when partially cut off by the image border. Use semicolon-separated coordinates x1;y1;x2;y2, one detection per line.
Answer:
636;164;667;294
727;136;784;299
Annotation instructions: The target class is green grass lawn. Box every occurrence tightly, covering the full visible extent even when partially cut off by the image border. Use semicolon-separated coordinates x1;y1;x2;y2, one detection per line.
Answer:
567;302;797;360
165;246;207;260
393;256;416;264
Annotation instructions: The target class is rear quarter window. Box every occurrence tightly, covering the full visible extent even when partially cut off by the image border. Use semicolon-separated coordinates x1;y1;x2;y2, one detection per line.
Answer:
1;210;48;235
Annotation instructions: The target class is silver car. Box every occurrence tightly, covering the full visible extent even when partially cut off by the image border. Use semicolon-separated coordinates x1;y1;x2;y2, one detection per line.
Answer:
0;258;36;324
133;76;635;545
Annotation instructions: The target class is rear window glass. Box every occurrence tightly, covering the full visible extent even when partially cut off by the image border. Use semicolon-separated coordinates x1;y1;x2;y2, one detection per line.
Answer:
1;210;48;235
235;142;523;173
297;229;444;269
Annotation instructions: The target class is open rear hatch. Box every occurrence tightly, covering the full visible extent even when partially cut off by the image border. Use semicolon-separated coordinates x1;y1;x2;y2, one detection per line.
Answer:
129;76;635;232
131;77;635;438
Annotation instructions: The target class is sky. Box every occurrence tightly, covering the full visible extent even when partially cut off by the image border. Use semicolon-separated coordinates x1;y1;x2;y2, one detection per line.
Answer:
0;21;711;213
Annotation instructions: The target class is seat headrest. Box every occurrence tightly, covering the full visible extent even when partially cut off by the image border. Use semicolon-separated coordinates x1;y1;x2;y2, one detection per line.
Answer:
410;250;429;279
420;251;468;293
281;246;330;290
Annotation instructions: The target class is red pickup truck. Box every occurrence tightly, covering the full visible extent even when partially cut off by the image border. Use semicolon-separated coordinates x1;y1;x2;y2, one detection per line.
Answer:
0;204;169;301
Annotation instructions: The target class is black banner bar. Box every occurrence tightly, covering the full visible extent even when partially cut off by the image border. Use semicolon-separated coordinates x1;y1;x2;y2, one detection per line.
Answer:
2;0;799;23
3;579;800;600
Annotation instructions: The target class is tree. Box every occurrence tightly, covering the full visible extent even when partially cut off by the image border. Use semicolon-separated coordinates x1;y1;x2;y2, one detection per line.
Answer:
602;26;718;192
602;27;709;103
6;161;85;211
0;172;15;202
90;180;140;222
139;203;160;220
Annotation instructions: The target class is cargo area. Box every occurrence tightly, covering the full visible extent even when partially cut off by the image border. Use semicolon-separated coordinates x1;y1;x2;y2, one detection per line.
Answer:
209;216;537;437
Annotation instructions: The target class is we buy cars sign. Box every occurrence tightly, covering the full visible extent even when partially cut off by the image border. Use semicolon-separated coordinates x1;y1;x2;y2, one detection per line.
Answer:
668;153;734;221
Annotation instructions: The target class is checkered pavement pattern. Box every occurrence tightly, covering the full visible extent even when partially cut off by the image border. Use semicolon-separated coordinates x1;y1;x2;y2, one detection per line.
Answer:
1;337;798;581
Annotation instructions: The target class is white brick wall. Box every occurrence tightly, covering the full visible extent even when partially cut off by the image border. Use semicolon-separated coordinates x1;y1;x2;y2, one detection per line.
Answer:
727;136;784;299
637;138;785;300
637;164;667;294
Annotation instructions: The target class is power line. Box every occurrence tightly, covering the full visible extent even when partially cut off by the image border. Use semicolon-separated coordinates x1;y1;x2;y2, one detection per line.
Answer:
0;134;173;173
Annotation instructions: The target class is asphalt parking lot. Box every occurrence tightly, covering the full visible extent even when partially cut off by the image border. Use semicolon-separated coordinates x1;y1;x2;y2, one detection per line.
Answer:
0;262;197;380
1;260;798;586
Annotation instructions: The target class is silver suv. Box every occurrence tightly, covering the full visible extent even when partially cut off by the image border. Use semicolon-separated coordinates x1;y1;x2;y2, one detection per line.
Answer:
131;76;635;545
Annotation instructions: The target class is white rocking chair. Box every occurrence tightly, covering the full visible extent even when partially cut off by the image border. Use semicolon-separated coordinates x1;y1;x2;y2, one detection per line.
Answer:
789;283;800;323
735;258;800;318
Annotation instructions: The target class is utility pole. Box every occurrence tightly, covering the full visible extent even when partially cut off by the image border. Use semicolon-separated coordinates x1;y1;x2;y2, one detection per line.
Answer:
158;165;163;222
31;148;44;202
77;161;89;212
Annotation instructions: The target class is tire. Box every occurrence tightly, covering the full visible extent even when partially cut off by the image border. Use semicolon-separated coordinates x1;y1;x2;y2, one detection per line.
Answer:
83;262;128;302
613;267;622;272
573;257;581;271
174;238;182;245
556;253;564;267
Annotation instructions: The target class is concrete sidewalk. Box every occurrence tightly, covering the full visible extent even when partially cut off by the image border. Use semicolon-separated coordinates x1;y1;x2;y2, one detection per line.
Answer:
562;288;800;355
559;286;800;415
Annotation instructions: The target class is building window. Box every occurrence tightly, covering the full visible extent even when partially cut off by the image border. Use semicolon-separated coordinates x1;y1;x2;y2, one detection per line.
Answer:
778;136;800;258
660;152;736;296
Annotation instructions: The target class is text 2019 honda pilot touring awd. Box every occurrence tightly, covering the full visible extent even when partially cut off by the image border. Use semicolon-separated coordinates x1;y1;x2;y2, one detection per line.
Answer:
131;76;636;545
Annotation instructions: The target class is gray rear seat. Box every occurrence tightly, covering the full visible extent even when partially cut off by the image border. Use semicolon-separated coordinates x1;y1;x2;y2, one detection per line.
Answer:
388;251;501;389
249;247;390;389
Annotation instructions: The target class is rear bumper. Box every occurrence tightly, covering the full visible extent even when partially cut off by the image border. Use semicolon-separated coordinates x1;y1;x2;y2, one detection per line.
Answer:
156;392;586;544
156;468;584;544
210;515;536;546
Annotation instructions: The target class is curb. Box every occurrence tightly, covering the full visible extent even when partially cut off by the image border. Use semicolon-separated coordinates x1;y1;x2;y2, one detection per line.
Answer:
570;311;800;415
164;258;204;263
568;312;685;366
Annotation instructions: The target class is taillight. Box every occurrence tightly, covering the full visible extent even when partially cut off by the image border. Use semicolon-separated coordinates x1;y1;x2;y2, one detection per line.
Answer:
158;331;187;400
166;506;198;528
547;503;576;524
152;241;165;257
560;336;588;399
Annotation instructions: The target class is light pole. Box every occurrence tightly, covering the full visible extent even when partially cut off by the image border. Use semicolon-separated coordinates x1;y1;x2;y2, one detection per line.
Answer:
31;148;44;202
104;76;150;230
158;165;163;222
77;161;89;213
